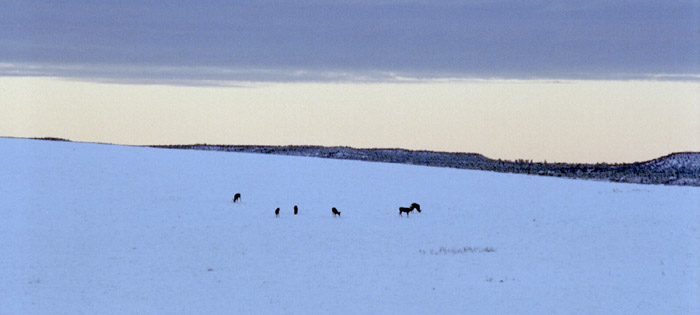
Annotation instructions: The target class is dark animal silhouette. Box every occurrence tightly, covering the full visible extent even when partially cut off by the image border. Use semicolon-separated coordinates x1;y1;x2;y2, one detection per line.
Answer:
275;207;280;217
399;203;421;217
233;193;241;203
332;207;341;217
294;205;298;215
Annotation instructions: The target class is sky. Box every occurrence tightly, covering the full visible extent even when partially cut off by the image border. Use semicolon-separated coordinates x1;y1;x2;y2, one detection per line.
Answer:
1;0;699;163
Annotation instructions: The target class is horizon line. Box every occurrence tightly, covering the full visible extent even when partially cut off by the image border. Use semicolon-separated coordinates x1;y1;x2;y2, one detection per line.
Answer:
5;136;698;166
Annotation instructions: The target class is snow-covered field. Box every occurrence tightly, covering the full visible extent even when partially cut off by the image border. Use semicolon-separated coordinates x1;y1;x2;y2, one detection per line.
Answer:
1;138;698;314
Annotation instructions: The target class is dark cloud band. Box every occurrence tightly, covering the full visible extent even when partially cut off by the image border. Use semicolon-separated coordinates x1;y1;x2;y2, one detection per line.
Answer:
1;1;698;83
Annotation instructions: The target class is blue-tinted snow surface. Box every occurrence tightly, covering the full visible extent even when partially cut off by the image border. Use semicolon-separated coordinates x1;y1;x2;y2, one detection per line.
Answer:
1;138;698;314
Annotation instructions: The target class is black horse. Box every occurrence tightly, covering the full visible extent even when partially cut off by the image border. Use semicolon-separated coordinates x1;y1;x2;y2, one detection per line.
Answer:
399;203;421;217
294;205;298;215
233;193;241;203
332;207;341;217
275;207;280;217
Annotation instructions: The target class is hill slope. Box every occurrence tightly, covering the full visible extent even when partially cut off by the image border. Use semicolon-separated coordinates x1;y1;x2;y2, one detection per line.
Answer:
1;138;699;314
153;144;700;186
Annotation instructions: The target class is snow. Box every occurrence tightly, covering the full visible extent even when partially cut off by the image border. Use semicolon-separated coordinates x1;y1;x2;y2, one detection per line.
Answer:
1;138;699;314
645;152;700;171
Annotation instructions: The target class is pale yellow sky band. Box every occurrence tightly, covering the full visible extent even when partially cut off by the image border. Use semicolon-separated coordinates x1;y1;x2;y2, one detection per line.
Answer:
1;77;698;163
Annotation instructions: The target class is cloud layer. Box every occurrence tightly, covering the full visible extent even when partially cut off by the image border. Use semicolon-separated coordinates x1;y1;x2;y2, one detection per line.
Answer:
2;0;698;82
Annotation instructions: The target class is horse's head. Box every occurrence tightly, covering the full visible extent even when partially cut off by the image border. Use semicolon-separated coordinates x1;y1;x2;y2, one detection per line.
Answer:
412;203;421;212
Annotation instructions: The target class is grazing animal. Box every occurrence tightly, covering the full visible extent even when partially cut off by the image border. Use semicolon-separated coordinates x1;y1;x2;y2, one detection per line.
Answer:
233;193;241;203
275;207;280;217
399;203;421;217
294;205;298;215
331;207;341;217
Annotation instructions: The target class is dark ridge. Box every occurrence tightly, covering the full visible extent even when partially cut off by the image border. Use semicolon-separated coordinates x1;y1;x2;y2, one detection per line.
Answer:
150;144;700;187
30;137;72;142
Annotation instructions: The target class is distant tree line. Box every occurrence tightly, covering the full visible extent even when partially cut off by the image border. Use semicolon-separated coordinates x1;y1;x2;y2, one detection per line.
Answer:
152;144;700;187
